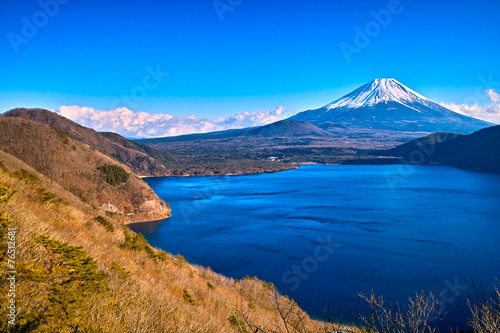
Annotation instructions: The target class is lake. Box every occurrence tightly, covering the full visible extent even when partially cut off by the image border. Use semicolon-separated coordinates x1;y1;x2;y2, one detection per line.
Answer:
130;164;500;329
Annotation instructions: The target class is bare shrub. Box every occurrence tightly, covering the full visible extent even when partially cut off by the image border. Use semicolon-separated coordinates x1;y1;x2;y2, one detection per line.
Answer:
358;290;438;333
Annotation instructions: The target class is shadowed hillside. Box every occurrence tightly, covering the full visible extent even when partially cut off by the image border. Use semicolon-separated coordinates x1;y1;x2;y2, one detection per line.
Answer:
3;108;177;177
377;125;500;173
0;116;170;222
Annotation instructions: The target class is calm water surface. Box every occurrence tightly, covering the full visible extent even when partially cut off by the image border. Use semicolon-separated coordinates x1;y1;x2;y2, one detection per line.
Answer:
130;165;500;327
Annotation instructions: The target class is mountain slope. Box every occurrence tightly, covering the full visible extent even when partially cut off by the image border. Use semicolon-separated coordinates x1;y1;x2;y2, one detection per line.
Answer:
290;78;493;134
244;119;331;137
141;119;331;143
377;125;500;173
0;116;170;221
3;108;177;176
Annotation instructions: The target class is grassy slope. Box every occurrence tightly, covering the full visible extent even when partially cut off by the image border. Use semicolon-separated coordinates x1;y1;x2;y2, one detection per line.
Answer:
0;117;170;222
0;149;336;333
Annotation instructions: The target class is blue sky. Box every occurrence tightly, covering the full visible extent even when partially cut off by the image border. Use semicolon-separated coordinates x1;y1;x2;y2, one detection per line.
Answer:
1;0;500;136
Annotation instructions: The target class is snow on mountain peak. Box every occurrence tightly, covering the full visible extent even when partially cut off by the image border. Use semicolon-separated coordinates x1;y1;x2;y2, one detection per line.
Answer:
325;78;432;110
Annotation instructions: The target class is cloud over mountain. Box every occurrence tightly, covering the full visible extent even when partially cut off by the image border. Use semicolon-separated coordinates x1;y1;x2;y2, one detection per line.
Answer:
440;89;500;125
56;106;287;138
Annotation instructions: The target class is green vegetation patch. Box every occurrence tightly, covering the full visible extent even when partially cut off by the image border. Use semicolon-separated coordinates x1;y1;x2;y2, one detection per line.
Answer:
182;289;195;305
121;223;168;261
94;215;115;232
0;181;16;203
34;235;109;288
111;261;131;280
0;182;15;261
97;164;130;186
12;235;110;331
122;222;157;259
0;211;12;262
0;160;8;173
156;250;168;262
52;126;70;144
12;169;40;185
37;187;65;206
228;314;248;332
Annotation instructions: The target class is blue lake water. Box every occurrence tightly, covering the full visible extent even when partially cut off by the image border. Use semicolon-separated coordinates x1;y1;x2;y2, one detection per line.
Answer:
130;165;500;328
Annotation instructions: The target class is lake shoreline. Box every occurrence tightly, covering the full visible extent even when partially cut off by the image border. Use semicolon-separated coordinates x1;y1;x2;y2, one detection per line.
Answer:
123;205;172;225
124;214;170;225
139;162;331;179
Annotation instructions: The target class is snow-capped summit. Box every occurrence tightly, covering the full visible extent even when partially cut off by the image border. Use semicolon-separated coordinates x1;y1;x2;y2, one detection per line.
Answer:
289;78;492;134
325;78;431;110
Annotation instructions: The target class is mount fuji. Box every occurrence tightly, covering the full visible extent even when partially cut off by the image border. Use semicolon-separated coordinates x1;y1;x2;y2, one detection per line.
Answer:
290;78;492;134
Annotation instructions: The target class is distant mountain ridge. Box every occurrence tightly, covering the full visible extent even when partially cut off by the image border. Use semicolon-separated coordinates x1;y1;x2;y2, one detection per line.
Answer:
140;119;331;143
376;125;500;173
290;78;493;134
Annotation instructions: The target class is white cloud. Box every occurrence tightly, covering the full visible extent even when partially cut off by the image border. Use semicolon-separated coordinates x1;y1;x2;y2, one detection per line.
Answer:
275;105;285;116
213;108;283;129
486;89;500;103
440;89;500;125
56;105;288;138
